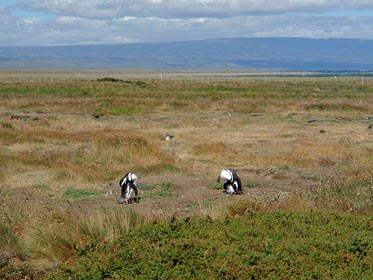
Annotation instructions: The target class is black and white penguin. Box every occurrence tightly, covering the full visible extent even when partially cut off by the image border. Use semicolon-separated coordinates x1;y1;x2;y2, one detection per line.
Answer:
165;132;174;141
118;172;139;204
217;168;243;195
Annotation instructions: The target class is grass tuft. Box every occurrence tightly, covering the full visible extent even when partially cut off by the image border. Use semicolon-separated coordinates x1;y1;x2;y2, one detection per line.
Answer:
207;182;222;190
63;188;100;200
79;207;144;243
20;207;144;270
0;224;22;265
142;182;175;199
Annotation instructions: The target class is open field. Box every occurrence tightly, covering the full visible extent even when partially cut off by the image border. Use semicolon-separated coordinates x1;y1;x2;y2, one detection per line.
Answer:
1;72;372;278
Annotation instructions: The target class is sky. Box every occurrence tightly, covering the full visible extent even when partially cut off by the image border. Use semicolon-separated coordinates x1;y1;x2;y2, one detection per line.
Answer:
1;0;373;47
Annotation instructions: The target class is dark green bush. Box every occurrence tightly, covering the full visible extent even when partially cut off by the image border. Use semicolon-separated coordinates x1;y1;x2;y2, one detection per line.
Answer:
46;211;373;279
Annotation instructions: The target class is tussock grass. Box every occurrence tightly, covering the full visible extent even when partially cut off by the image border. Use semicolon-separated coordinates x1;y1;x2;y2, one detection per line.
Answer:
21;210;78;269
4;129;176;182
79;207;144;242
0;224;22;264
20;207;144;270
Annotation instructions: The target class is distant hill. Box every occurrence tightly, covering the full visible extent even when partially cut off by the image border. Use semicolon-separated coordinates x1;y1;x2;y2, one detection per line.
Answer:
0;37;372;71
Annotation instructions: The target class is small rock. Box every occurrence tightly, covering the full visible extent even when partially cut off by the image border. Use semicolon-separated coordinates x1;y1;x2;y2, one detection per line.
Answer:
105;190;113;196
117;196;126;204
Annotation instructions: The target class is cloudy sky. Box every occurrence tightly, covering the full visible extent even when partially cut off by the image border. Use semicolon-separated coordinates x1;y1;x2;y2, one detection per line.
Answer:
1;0;373;46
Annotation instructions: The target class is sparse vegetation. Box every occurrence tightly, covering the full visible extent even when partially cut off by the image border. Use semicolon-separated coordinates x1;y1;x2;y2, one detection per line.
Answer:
63;188;100;200
1;73;373;278
207;182;222;190
142;182;175;199
243;179;263;189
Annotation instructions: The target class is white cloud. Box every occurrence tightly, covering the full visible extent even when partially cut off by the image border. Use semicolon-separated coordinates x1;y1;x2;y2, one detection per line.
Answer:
25;0;373;19
22;17;40;24
1;0;373;46
1;12;373;46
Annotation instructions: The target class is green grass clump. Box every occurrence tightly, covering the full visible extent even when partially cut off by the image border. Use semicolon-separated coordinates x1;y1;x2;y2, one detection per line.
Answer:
276;165;289;172
142;182;175;199
243;179;263;189
62;188;100;200
109;107;143;116
138;184;155;191
0;224;21;265
304;103;368;112
207;182;222;190
46;211;373;279
185;199;214;211
1;123;14;129
31;184;50;191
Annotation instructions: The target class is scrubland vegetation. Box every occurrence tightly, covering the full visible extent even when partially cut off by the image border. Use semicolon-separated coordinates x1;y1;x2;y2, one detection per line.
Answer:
0;73;372;279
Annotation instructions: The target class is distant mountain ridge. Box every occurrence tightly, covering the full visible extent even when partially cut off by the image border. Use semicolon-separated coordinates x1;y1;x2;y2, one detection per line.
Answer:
0;37;372;71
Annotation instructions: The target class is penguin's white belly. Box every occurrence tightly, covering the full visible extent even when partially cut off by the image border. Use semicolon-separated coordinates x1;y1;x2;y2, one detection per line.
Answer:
226;184;235;194
125;187;135;200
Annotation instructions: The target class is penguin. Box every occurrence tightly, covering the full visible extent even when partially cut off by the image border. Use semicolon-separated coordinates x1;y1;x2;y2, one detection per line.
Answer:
118;172;139;204
165;132;174;141
217;168;243;195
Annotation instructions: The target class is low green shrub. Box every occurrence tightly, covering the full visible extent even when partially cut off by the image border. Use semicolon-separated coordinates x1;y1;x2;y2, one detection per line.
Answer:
46;211;373;279
96;77;123;83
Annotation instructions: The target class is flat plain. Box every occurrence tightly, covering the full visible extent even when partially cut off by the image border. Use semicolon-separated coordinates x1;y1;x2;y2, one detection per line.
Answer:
1;71;372;279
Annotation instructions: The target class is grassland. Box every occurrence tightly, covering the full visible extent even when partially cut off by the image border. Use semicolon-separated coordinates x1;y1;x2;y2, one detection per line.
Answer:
0;72;372;279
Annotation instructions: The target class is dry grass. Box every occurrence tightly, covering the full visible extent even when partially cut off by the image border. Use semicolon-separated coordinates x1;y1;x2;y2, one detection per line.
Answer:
79;206;144;242
1;124;176;184
20;206;144;270
1;74;373;275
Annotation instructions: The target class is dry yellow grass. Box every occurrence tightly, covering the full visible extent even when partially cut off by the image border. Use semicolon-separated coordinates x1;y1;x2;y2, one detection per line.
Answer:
1;74;373;272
